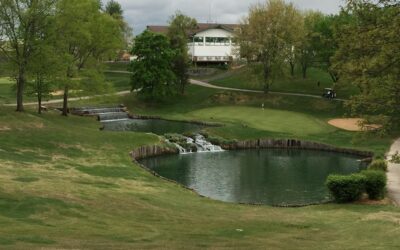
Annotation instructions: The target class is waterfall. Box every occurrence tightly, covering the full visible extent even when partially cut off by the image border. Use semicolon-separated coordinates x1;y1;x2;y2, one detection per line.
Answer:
97;112;129;122
173;143;189;154
72;107;126;115
193;134;224;153
168;134;224;154
70;107;130;122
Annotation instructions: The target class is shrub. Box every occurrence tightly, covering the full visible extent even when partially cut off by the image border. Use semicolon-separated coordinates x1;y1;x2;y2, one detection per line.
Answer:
361;170;387;200
391;151;400;164
368;159;388;172
326;174;366;203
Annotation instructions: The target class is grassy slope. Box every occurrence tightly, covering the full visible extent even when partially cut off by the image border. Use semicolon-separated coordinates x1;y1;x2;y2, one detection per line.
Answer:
1;106;400;249
210;66;360;98
0;70;399;248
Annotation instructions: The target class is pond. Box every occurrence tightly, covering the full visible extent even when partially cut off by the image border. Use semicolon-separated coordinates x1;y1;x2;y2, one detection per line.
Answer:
102;119;207;135
139;149;367;206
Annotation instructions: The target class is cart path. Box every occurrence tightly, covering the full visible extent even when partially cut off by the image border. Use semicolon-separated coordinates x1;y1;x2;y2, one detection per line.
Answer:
387;138;400;206
104;70;346;100
189;79;346;101
2;90;131;107
1;73;345;107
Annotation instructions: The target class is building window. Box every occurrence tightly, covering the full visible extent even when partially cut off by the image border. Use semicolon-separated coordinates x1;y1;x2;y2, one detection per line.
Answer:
193;36;204;45
205;37;231;46
205;37;215;45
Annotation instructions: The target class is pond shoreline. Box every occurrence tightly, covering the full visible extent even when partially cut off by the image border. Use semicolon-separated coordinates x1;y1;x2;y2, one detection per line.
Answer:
131;138;374;161
130;138;373;207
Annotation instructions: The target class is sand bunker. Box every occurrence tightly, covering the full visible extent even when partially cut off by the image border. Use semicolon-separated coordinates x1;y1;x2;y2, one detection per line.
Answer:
328;118;381;131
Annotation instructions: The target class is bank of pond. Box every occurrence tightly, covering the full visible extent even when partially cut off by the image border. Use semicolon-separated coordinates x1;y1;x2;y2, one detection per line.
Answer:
73;106;379;206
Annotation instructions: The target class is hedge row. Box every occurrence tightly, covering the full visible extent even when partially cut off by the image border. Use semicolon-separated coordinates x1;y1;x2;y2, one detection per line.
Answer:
326;170;387;203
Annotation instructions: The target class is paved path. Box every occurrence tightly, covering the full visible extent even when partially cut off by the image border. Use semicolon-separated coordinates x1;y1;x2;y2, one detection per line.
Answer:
2;91;131;107
190;79;345;101
105;71;345;100
2;73;344;107
387;138;400;206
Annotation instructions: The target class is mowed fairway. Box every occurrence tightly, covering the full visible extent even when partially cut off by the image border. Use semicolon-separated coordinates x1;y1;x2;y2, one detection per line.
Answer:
188;106;334;135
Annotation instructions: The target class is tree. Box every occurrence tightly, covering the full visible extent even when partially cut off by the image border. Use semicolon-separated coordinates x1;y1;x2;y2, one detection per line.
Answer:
284;11;304;77
26;37;65;114
105;0;123;19
298;11;325;79
332;0;400;131
312;14;341;83
105;0;133;50
130;31;177;100
167;12;197;94
0;0;57;112
54;0;124;116
236;0;303;93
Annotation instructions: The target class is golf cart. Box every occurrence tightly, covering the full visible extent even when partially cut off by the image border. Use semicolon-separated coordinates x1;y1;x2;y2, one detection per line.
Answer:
322;88;337;99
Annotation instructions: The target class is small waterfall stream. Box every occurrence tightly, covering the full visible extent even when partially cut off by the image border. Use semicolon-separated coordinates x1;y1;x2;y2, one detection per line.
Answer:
97;112;129;122
71;107;129;122
168;134;224;154
71;106;221;154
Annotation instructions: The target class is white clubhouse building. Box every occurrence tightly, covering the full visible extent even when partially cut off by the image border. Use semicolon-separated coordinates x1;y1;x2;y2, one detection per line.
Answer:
147;23;239;63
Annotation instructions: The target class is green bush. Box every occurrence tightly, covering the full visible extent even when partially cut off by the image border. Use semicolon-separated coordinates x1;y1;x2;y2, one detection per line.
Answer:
326;174;366;203
361;170;387;200
368;159;388;172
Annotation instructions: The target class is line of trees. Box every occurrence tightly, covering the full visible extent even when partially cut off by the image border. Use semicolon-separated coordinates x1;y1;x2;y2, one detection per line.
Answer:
236;0;341;92
0;0;130;115
237;0;399;131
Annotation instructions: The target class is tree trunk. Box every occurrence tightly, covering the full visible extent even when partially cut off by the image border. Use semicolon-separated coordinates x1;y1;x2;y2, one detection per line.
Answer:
37;92;42;114
263;63;270;94
181;82;186;95
62;86;69;116
289;61;295;77
16;69;25;112
329;71;339;83
302;63;307;79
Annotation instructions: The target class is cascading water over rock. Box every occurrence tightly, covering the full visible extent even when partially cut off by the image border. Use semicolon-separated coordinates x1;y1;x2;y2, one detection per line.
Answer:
167;134;224;154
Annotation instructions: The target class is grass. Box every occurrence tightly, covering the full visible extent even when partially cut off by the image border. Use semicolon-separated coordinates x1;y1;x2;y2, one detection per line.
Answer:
188;106;334;135
0;105;399;249
0;71;399;248
104;61;130;72
105;72;131;91
121;85;393;156
0;77;15;104
210;65;360;98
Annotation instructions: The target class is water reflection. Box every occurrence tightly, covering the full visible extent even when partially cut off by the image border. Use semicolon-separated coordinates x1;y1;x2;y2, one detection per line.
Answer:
102;119;206;135
140;149;366;206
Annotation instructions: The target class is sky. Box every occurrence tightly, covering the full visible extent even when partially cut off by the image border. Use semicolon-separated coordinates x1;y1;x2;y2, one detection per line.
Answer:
113;0;344;34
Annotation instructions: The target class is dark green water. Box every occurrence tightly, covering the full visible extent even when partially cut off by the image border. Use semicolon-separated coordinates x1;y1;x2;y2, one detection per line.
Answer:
102;119;206;135
139;149;366;206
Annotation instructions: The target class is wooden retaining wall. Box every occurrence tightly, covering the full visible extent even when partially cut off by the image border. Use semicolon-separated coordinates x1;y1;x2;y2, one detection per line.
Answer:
130;144;178;160
221;139;373;157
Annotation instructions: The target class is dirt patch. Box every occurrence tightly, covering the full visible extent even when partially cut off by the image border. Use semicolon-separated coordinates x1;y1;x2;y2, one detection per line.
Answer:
355;197;391;205
328;118;381;131
362;211;400;224
0;126;11;131
32;122;44;129
51;90;64;96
